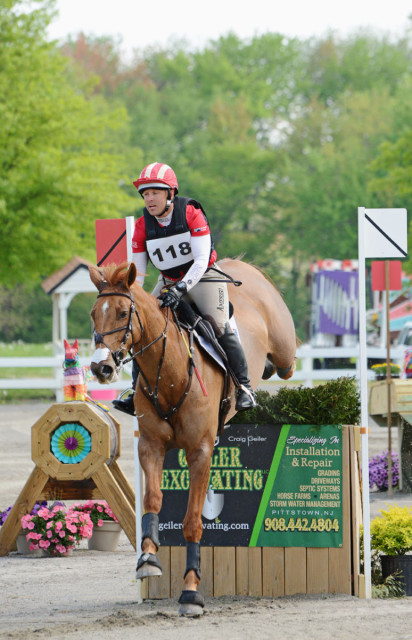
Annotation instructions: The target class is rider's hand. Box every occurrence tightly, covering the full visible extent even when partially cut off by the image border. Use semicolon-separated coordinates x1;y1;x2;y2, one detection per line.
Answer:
159;281;188;310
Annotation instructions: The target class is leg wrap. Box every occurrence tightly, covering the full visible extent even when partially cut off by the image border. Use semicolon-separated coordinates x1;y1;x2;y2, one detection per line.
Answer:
184;541;201;580
141;512;160;551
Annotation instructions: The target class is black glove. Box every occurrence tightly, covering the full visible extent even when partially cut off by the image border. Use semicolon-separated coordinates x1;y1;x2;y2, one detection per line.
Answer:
159;281;188;310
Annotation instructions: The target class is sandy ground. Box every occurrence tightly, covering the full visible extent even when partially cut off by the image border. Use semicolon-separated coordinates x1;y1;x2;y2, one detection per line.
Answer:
1;401;412;639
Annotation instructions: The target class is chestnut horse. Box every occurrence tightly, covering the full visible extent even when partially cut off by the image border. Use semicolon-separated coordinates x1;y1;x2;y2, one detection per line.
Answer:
89;258;296;615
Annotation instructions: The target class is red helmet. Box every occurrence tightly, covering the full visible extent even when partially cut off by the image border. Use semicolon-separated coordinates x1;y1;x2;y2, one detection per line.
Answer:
133;163;179;193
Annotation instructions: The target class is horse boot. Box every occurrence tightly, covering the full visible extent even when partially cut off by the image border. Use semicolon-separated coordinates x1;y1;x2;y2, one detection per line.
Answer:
112;359;139;416
136;512;162;579
217;323;257;412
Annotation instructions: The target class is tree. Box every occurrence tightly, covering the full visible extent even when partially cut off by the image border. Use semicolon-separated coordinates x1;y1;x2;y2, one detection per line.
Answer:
0;0;136;285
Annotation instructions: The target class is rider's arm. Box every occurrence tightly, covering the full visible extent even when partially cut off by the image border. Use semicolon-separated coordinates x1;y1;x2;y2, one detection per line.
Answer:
182;234;211;291
131;217;148;286
179;204;213;291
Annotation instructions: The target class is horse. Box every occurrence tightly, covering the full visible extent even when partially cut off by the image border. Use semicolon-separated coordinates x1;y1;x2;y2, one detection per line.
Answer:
88;258;296;615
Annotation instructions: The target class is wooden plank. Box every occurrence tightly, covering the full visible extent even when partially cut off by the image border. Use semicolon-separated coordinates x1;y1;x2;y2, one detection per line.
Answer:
170;546;186;598
307;548;328;594
349;426;361;597
235;547;249;595
285;548;306;595
262;547;284;597
248;547;262;596
328;426;352;594
109;460;136;511
0;466;49;556
214;547;236;596
200;546;214;597
92;463;136;549
148;546;171;599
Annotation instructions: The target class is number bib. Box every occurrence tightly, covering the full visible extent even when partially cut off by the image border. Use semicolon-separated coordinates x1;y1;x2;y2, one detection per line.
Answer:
146;231;194;271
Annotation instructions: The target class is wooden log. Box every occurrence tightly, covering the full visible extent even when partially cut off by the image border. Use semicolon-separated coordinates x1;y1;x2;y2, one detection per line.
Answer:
92;463;136;549
0;466;49;556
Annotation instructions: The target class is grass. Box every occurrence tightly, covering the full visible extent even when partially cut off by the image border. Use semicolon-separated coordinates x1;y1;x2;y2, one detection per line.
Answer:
0;342;58;404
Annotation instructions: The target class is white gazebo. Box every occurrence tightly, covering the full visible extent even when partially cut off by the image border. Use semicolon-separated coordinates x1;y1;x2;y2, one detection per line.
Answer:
41;256;96;355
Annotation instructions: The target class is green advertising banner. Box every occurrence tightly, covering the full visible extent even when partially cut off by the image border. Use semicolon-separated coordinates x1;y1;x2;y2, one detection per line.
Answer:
250;425;343;548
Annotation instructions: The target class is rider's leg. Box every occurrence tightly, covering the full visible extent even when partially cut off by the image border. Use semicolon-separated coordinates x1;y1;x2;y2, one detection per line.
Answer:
186;268;256;412
112;358;139;415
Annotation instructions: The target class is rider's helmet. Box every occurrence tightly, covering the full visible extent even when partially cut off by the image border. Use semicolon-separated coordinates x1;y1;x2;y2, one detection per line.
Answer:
133;163;179;194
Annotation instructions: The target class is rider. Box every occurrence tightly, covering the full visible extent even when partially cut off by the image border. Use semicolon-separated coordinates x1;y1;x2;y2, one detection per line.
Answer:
112;162;256;415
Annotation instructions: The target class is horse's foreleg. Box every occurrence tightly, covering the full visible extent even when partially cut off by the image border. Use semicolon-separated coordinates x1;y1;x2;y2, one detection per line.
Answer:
136;434;166;579
178;438;214;616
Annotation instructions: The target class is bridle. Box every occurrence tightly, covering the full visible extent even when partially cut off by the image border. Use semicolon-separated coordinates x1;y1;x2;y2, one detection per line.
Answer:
93;290;167;368
93;289;193;421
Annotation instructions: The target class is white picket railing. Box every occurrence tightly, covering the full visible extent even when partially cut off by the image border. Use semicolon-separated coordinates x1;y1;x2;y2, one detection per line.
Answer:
0;344;408;399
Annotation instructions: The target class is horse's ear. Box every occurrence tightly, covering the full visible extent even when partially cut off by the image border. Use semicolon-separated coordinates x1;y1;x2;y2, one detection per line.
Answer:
89;265;106;292
126;262;137;289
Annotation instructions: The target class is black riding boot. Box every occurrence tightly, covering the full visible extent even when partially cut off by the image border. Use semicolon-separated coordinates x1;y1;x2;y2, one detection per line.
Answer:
217;323;256;412
112;360;139;416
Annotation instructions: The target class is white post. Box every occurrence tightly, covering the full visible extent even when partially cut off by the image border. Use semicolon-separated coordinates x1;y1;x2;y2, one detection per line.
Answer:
358;207;372;599
133;417;142;603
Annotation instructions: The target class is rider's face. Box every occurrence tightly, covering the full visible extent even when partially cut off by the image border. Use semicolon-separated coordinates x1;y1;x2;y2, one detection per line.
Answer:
142;188;171;217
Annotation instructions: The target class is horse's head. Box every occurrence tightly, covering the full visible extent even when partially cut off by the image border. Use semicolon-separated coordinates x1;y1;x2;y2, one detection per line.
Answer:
89;262;139;383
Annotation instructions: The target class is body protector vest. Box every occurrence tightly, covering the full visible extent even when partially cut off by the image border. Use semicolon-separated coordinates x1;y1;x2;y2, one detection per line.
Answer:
143;196;215;280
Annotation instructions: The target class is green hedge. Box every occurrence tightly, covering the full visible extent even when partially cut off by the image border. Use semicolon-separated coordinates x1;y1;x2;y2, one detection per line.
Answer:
230;377;360;425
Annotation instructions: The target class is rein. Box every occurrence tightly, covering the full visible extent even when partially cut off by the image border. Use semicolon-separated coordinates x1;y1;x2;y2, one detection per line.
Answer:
93;289;193;422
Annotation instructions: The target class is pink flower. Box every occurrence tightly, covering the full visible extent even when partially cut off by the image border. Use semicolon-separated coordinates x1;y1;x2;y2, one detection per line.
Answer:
37;508;50;519
55;544;66;554
47;530;53;538
55;521;63;531
29;542;39;551
46;521;54;529
59;530;66;538
39;539;50;549
97;505;103;512
97;519;104;527
26;521;35;530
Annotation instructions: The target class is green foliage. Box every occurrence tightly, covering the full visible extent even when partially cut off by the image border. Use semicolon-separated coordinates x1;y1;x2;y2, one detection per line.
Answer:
370;504;412;556
230;377;360;425
0;284;52;342
0;0;135;285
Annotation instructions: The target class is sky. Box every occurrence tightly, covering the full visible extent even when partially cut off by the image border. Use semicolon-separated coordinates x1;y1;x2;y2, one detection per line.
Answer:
47;0;412;57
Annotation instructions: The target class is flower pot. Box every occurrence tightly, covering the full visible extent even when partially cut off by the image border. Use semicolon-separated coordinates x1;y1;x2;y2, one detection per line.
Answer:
16;532;43;556
88;521;122;551
381;555;412;596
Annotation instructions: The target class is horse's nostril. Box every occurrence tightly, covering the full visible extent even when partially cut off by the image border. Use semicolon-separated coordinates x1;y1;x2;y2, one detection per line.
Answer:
102;365;113;376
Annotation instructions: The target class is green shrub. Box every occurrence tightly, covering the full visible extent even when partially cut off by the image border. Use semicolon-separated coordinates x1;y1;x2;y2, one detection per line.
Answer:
231;376;360;425
370;504;412;556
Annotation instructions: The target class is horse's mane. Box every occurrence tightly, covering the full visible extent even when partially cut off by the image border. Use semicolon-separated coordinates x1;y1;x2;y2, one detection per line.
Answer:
99;262;135;288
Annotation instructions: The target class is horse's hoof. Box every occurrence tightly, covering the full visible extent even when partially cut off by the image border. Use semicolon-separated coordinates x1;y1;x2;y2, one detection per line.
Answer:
178;603;204;617
135;552;162;579
178;590;205;617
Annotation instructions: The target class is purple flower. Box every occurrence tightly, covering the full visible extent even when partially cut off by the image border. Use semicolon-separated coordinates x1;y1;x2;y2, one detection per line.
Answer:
369;451;399;490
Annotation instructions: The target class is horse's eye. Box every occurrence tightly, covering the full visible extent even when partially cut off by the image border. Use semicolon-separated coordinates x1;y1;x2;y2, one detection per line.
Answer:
120;310;128;319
